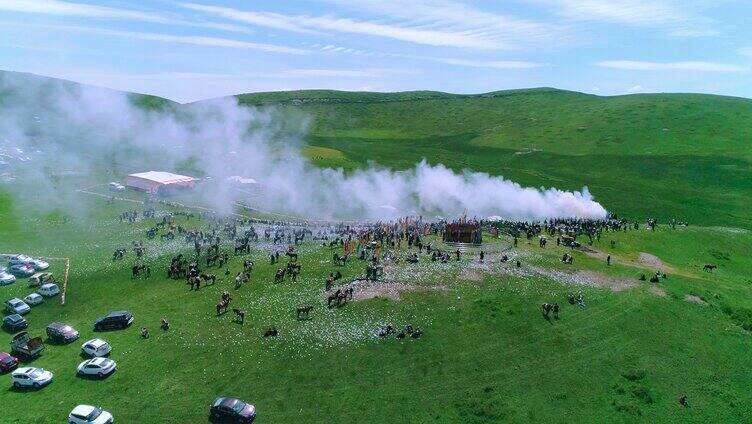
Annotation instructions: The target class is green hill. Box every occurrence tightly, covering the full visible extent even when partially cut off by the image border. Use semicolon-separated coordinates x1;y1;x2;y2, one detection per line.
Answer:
231;88;752;228
2;70;751;227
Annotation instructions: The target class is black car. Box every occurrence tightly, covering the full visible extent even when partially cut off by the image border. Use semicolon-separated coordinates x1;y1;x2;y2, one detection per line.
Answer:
2;314;28;332
210;397;256;423
46;322;79;343
94;311;134;331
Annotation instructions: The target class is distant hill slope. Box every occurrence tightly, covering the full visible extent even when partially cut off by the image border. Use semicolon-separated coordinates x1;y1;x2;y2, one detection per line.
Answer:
232;88;752;228
1;70;750;227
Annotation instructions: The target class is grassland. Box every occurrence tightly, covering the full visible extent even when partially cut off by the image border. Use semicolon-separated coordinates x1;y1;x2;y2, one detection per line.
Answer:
1;186;752;423
2;72;752;423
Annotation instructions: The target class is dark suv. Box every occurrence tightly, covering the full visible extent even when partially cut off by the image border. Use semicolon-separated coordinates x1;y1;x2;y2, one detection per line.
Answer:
46;322;79;343
210;397;256;423
94;311;134;331
2;314;27;332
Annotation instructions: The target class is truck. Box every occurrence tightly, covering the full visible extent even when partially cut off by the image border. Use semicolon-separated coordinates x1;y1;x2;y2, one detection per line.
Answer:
28;272;53;287
10;332;44;360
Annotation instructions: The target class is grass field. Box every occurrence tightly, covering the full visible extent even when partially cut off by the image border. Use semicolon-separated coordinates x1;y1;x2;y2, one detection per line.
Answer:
1;187;752;423
2;72;752;423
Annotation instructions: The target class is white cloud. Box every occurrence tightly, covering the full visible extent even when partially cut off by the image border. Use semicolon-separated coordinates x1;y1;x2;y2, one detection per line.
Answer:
596;60;748;72
182;2;561;50
0;0;252;33
740;48;752;57
531;0;718;38
628;84;645;92
436;58;546;69
1;22;308;55
532;0;688;25
668;28;719;38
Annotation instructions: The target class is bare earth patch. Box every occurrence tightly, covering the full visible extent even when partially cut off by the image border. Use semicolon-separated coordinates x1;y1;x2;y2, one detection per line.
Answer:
574;270;637;292
339;280;446;302
638;252;674;273
649;285;667;297
459;268;484;282
685;294;708;306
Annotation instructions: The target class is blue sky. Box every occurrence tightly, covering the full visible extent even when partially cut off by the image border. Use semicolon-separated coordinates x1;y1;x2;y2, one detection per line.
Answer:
0;0;750;102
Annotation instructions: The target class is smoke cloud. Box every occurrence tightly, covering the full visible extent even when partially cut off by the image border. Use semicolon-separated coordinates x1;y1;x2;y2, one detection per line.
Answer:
0;72;607;221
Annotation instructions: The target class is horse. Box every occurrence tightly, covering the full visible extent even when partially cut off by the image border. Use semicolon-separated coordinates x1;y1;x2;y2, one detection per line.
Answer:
112;248;126;260
201;273;216;285
703;264;717;272
296;304;313;320
541;303;553;318
263;327;278;337
232;308;246;324
274;268;286;284
216;299;230;315
243;259;254;273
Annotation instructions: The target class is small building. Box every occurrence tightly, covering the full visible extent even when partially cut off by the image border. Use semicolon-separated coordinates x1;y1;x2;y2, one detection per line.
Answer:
125;171;196;194
443;222;482;245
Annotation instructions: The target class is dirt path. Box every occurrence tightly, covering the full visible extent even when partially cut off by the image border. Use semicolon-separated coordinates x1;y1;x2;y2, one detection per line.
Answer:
638;252;674;273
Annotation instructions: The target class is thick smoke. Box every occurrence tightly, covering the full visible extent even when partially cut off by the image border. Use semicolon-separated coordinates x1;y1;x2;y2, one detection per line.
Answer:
0;72;607;221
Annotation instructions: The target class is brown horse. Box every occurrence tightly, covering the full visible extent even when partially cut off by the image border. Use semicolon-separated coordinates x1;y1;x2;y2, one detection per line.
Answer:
216;299;230;315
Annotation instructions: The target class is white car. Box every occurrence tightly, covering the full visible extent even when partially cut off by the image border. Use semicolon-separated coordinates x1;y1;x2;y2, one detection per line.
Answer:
0;268;15;286
5;298;31;315
81;339;112;357
38;283;60;297
108;182;125;192
77;357;116;378
11;367;53;388
68;405;114;424
8;255;49;271
23;293;44;306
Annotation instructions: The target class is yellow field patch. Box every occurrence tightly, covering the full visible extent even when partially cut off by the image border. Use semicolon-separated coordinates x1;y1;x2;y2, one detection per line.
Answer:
304;145;347;160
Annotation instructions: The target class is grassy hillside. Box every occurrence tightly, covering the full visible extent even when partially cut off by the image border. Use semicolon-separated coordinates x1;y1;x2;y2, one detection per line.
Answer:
2;70;751;228
3;73;752;423
234;89;752;228
2;192;752;423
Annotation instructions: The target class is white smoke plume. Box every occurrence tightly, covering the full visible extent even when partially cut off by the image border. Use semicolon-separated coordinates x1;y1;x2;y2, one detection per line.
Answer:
0;72;607;221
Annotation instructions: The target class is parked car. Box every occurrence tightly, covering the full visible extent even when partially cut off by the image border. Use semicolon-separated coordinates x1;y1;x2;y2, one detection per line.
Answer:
10;332;44;359
38;283;60;297
94;311;133;331
8;255;49;271
81;339;112;357
7;255;34;266
210;397;256;423
77;357;116;378
0;268;16;285
68;405;114;424
3;314;28;332
5;298;31;315
0;352;19;373
8;263;34;277
28;272;53;287
108;182;125;192
46;322;79;344
23;293;43;306
11;366;53;388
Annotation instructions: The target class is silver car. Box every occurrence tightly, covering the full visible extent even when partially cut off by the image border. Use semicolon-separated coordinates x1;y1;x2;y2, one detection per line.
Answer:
5;298;31;315
8;255;49;271
0;267;15;285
